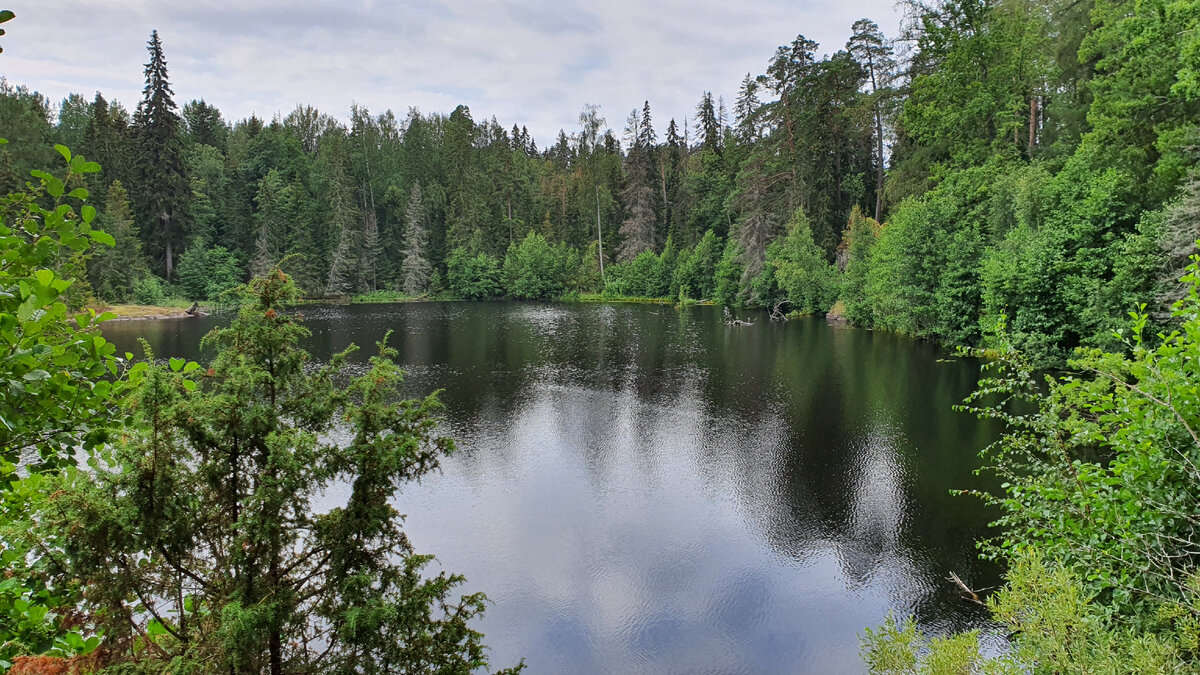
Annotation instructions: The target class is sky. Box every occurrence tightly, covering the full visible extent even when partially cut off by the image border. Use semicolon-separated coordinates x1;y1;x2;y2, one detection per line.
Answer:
2;0;902;147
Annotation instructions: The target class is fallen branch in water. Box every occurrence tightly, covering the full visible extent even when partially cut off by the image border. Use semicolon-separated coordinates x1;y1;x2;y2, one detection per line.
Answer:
947;571;989;606
724;307;753;326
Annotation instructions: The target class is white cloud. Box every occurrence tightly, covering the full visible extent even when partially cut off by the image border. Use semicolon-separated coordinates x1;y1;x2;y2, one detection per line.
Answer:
3;0;900;145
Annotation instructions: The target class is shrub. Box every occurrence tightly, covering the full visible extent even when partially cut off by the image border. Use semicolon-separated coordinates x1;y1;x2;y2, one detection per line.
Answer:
502;231;569;299
132;275;167;305
447;248;502;299
174;241;242;301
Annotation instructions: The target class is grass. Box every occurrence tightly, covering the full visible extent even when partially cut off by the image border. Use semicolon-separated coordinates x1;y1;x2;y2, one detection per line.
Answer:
350;289;458;303
574;293;684;305
98;303;193;318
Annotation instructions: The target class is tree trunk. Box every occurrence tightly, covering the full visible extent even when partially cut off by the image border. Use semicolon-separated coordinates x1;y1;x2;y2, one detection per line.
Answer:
1028;96;1039;157
163;213;173;280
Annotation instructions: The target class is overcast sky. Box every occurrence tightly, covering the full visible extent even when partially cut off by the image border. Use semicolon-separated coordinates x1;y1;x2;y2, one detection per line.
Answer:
2;0;901;146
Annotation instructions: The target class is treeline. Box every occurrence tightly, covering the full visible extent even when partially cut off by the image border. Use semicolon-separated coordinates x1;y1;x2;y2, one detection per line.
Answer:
3;0;1198;363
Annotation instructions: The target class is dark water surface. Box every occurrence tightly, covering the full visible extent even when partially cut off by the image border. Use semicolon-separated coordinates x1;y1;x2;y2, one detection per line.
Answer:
103;302;1004;674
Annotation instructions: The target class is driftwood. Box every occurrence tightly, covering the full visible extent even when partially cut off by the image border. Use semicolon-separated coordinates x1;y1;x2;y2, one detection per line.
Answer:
947;571;988;606
769;301;791;322
185;302;201;316
723;307;753;326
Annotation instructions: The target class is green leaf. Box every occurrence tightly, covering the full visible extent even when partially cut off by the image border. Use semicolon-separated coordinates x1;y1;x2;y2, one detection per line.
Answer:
81;205;96;224
30;170;64;198
22;370;50;382
78;161;101;174
90;229;114;247
0;11;14;23
67;187;88;200
169;357;185;372
54;144;71;163
181;379;197;392
34;269;54;287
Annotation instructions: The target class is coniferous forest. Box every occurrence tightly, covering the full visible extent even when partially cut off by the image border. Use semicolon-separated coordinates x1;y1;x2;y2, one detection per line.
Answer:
1;0;1194;366
5;0;1200;672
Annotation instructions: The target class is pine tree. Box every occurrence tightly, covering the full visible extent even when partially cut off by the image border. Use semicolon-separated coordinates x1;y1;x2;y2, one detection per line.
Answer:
83;92;131;188
182;98;226;149
324;140;361;295
88;180;151;302
734;73;762;142
251;169;287;278
618;103;658;261
131;30;189;279
847;18;896;221
695;92;721;153
361;208;381;291
402;181;432;295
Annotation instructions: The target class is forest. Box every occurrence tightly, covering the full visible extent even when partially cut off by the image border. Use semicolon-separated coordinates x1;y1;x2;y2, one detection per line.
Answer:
4;0;1200;672
2;0;1195;365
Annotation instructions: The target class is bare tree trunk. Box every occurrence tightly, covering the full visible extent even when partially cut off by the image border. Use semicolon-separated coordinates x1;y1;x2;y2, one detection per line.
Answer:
164;215;173;280
874;108;885;222
596;187;605;283
1028;96;1039;157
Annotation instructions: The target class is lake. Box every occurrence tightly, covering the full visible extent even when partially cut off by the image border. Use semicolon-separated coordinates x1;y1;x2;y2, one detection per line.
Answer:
102;301;1004;674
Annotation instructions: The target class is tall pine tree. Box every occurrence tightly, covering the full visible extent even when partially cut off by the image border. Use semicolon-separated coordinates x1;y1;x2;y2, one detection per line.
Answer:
131;30;189;279
402;181;432;294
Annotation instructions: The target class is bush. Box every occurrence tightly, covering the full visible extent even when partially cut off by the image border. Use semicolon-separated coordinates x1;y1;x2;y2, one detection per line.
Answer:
132;275;167;305
38;270;522;672
603;250;667;298
0;144;118;668
863;258;1200;672
502;231;570;299
759;208;837;314
447;248;501;299
675;229;720;300
713;238;744;305
174;241;242;301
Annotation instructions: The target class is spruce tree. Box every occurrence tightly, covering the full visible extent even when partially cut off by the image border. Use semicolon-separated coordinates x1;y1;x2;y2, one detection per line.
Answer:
695;92;721;153
324;137;361;295
88;180;151;302
618;104;658;261
251;169;287;278
182;98;227;149
131;30;189;279
402;181;432;294
734;73;761;142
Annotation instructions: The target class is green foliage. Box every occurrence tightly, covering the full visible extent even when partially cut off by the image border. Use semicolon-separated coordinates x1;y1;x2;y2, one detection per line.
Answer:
963;268;1200;620
862;552;1195;674
758;208;837;314
131;274;167;306
446;247;502;299
39;269;522;673
351;288;417;303
88;180;150;302
174;240;241;301
604;249;670;299
502;231;570;300
839;205;879;324
0;146;124;667
864;258;1200;673
675;229;720;300
713;237;744;305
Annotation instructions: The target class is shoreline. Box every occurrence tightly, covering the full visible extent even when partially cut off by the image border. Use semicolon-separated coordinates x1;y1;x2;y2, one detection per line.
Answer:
97;304;209;321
